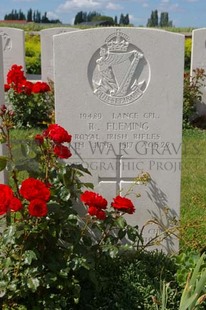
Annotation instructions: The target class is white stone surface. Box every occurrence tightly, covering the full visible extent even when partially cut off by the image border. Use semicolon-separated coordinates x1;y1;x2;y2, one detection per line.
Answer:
54;27;184;253
191;28;206;115
41;27;78;82
0;27;25;82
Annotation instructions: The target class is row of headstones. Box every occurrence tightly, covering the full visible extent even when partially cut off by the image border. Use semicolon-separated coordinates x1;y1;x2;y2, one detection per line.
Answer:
0;27;204;252
0;27;78;82
0;26;206;83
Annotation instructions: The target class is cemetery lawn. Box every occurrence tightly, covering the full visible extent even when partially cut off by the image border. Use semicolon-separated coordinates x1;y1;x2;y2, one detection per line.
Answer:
9;127;206;252
181;128;206;251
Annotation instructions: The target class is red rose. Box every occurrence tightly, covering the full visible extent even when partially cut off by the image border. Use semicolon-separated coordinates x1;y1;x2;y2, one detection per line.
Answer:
96;209;106;220
28;199;48;217
32;81;42;93
34;134;44;145
32;81;50;93
53;144;72;159
80;191;107;210
10;197;23;212
7;64;26;87
20;80;34;95
43;124;72;144
88;206;106;220
20;178;50;202
0;184;14;215
87;205;97;216
40;82;50;92
4;84;10;92
111;195;135;214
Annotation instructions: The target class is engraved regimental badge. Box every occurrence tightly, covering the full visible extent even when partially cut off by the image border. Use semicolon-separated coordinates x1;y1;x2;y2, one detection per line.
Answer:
0;31;12;51
88;30;150;106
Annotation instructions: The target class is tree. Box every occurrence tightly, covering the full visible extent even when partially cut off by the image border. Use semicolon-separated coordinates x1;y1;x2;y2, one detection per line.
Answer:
91;15;114;24
160;12;173;27
41;12;49;23
4;9;25;20
147;10;173;27
119;13;129;25
4;8;61;23
74;11;114;25
27;8;33;22
87;11;101;22
74;11;85;24
34;10;41;23
17;9;25;20
147;10;158;27
119;13;124;25
124;13;130;25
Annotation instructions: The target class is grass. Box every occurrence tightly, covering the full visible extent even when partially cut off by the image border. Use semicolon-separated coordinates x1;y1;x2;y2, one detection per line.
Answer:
6;127;206;252
0;23;195;33
180;128;206;251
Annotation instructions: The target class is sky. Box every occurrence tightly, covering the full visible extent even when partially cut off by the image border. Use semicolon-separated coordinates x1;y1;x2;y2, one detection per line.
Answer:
0;0;205;28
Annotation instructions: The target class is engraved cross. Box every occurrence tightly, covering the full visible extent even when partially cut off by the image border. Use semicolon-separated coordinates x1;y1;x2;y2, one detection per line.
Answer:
98;155;135;195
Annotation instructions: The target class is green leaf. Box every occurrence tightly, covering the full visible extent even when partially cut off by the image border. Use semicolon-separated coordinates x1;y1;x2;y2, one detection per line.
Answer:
108;246;119;258
27;277;40;292
116;216;126;229
15;158;39;173
118;229;126;240
0;156;7;171
21;143;30;157
68;214;78;226
5;257;11;269
127;227;138;242
0;281;6;297
24;250;37;265
82;182;94;189
70;163;92;175
3;225;16;244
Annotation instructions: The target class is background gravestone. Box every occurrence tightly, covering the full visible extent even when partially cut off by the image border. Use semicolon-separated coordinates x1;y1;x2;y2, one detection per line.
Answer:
54;28;184;253
191;28;206;116
0;27;25;82
0;35;6;184
41;27;79;82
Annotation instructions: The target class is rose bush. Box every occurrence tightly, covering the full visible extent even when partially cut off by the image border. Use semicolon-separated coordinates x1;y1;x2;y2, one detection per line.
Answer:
0;104;147;309
4;64;54;128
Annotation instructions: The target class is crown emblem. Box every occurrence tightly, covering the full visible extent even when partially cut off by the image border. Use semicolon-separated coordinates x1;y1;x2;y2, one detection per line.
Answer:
106;30;129;52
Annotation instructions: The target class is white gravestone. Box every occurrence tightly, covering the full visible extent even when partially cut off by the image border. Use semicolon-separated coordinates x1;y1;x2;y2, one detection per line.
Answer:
54;28;184;253
0;27;25;82
0;36;6;184
41;27;78;82
191;28;206;115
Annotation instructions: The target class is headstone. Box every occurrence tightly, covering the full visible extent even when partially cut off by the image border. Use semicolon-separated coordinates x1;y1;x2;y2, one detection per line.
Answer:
41;27;79;82
0;27;25;82
0;36;6;184
191;28;206;115
54;28;184;253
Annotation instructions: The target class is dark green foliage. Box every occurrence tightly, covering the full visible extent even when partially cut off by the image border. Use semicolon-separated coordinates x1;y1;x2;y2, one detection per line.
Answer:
147;10;173;27
77;251;180;310
147;10;158;27
119;13;130;25
4;9;26;21
160;12;173;27
74;11;101;24
88;11;101;22
74;11;129;25
92;15;114;24
4;8;61;23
